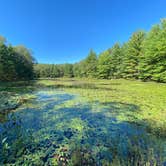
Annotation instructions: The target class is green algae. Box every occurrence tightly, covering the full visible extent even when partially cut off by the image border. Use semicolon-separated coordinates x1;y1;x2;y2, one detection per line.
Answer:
0;80;166;165
36;78;166;137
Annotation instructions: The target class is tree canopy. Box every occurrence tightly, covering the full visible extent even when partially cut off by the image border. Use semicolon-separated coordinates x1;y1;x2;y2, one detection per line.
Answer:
0;38;34;81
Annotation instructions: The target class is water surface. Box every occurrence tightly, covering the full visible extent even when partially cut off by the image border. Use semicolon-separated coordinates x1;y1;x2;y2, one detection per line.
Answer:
0;87;166;165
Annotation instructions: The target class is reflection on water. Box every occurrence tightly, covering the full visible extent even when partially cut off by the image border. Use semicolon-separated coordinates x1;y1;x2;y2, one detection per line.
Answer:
0;88;166;165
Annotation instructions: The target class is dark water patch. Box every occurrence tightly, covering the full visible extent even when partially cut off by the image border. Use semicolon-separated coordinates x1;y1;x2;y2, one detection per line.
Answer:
64;128;74;139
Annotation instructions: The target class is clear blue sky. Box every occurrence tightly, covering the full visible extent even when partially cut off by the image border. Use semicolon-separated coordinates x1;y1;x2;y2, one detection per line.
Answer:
0;0;165;64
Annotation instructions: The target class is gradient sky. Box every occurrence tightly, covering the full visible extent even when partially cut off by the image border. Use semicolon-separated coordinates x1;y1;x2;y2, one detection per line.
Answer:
0;0;165;64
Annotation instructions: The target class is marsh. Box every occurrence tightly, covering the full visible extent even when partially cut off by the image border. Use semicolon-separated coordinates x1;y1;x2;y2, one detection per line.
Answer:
0;79;166;165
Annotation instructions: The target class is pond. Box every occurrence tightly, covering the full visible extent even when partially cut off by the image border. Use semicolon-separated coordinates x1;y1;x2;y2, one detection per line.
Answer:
0;87;166;165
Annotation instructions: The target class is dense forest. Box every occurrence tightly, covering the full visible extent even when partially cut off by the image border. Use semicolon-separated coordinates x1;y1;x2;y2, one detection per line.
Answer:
1;19;166;82
0;36;35;81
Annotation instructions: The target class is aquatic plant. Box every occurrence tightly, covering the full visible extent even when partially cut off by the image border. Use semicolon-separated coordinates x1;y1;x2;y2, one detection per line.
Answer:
0;80;166;165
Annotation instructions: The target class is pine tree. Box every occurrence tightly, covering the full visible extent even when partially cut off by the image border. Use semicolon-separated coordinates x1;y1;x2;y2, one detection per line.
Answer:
110;43;123;78
84;49;98;78
139;19;166;82
122;31;145;79
97;50;111;79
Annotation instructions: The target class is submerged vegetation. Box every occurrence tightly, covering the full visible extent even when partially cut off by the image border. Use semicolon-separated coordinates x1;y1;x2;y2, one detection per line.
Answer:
36;78;166;138
0;82;36;114
0;79;166;165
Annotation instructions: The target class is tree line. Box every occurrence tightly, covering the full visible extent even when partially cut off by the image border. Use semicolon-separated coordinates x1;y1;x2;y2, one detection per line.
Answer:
34;63;73;78
0;19;166;82
0;36;35;81
35;19;166;82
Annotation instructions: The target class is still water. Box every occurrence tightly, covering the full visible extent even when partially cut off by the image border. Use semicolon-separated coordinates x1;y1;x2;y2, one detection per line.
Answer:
0;88;166;165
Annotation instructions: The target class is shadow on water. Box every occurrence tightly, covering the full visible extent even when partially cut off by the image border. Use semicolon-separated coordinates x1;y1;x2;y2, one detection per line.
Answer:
53;103;165;165
0;88;165;165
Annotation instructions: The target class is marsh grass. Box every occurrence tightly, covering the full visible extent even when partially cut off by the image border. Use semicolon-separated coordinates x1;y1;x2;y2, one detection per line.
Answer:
36;78;166;137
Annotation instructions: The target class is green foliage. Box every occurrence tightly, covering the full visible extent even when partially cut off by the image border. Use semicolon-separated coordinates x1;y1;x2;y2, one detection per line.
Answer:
14;45;34;80
97;50;112;79
0;43;15;80
73;60;87;77
34;63;74;78
121;31;145;79
72;19;165;82
32;19;166;83
109;43;123;78
139;19;166;82
34;64;60;78
0;37;34;81
1;19;166;83
72;49;98;78
62;63;74;77
84;49;98;78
